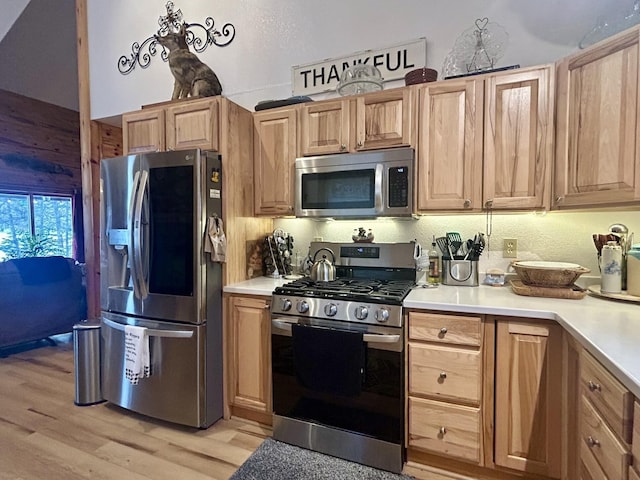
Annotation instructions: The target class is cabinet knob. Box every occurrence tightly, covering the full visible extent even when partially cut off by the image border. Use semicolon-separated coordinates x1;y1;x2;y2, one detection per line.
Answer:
463;199;472;208
439;372;447;379
264;304;271;309
357;140;363;148
587;381;601;392
587;436;601;447
439;327;448;335
484;199;493;208
439;427;447;435
555;196;564;204
340;144;347;151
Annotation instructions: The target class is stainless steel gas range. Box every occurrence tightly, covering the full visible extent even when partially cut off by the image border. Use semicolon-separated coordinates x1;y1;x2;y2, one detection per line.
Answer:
270;242;416;474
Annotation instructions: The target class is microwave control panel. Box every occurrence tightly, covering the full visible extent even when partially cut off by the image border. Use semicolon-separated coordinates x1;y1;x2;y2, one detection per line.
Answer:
388;166;409;207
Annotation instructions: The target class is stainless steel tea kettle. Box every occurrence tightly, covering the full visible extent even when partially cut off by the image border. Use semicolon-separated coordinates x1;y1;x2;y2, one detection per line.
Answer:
310;248;336;282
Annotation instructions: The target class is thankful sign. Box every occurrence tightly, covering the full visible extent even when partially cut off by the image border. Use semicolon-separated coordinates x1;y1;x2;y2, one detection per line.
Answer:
292;38;427;96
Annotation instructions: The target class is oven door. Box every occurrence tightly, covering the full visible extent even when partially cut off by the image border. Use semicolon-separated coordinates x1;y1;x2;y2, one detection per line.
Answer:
271;316;404;445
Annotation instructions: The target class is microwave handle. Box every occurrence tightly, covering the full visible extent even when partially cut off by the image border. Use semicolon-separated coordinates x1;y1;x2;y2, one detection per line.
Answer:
374;163;384;213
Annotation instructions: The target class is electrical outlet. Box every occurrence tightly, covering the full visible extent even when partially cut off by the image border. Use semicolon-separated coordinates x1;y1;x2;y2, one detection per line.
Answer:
503;238;518;258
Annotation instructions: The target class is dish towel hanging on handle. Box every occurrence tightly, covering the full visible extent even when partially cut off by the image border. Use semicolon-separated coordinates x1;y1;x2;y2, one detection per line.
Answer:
204;215;227;262
124;325;150;385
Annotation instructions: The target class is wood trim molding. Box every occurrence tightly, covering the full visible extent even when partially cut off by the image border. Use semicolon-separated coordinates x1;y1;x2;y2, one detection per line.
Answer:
75;0;98;318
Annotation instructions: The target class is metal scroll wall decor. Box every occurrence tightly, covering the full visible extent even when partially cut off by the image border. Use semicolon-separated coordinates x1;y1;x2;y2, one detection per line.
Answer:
117;1;236;75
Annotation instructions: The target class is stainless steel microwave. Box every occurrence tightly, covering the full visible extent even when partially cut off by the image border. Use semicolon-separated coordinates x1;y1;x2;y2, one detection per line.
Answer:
295;147;414;218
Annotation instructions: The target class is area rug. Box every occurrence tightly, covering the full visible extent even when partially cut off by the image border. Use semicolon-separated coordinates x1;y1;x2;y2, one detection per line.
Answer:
230;438;414;480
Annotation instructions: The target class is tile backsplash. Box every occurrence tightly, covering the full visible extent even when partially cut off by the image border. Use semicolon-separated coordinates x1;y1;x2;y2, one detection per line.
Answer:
275;210;640;276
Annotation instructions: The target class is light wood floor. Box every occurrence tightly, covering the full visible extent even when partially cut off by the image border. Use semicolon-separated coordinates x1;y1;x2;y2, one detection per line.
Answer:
0;335;457;480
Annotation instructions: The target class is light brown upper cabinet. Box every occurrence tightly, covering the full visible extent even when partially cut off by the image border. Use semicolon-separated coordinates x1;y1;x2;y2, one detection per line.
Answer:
299;88;413;156
416;79;484;211
122;97;220;154
484;66;554;210
253;106;298;216
416;65;554;212
555;26;640;208
299;99;349;156
122;108;165;154
166;99;219;151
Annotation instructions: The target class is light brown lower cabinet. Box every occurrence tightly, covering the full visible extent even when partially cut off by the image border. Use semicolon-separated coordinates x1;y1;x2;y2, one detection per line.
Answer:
409;397;481;463
577;349;633;480
580;395;630;479
494;318;563;478
224;294;272;424
632;400;640;480
408;312;567;479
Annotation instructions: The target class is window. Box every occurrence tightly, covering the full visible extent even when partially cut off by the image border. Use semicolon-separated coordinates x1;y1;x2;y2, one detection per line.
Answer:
0;192;74;261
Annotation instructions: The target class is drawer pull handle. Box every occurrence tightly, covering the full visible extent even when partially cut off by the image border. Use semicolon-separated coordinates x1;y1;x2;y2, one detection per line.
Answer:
588;381;601;392
439;327;448;335
439;372;447;379
587;436;601;447
439;427;447;435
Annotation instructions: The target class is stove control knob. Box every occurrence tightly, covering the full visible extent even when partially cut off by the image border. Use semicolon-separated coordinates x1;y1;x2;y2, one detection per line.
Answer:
355;306;369;320
281;299;292;312
297;300;309;314
324;303;338;317
375;308;390;323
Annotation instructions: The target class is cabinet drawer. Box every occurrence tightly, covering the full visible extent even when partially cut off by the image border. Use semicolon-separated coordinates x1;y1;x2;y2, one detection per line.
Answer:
408;397;481;464
580;441;609;480
581;350;634;443
633;400;640;464
581;395;630;480
408;312;481;347
409;343;481;403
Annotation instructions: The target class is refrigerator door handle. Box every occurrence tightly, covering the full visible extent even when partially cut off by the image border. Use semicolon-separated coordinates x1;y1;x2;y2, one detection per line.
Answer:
103;318;194;338
132;170;149;299
128;171;142;299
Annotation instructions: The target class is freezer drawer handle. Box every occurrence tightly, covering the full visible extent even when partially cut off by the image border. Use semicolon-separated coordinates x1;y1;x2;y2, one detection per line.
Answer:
271;319;400;344
103;318;194;338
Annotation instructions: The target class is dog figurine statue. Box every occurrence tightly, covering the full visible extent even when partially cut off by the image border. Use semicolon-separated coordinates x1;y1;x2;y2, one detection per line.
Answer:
155;24;223;100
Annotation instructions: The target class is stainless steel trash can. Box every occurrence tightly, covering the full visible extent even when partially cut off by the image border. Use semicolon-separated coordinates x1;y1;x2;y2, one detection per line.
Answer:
73;319;105;406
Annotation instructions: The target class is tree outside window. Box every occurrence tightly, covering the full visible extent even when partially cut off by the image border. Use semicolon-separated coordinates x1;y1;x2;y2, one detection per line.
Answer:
0;193;74;261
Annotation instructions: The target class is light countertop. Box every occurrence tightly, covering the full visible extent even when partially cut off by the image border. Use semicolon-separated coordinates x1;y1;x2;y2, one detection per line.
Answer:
224;277;640;398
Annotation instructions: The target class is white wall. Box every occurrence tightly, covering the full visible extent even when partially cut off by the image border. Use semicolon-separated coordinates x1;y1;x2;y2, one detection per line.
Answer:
0;0;79;110
86;0;627;120
86;0;640;278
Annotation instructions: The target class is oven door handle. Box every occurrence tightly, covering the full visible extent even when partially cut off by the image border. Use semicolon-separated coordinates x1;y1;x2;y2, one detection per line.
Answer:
271;319;400;344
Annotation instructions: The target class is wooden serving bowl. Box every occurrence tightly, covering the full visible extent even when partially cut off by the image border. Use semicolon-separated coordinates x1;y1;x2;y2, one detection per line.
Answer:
511;261;591;288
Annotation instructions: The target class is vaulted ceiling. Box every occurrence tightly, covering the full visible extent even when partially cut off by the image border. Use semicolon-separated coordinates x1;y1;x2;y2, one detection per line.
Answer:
0;0;78;111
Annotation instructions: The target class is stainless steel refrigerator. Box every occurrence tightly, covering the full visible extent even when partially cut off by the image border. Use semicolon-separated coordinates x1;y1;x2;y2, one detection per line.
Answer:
99;149;223;428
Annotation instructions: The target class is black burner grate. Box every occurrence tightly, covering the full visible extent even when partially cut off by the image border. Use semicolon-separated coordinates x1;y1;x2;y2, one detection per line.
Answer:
275;277;414;304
